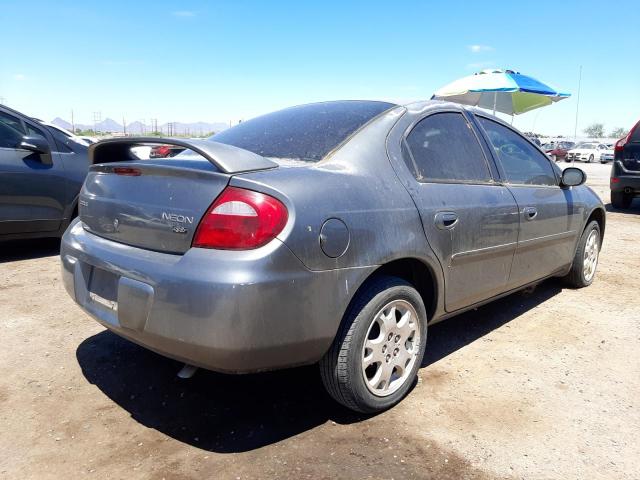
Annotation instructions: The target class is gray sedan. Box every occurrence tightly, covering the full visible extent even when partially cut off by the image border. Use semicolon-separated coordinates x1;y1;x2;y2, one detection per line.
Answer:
0;105;89;240
60;100;605;413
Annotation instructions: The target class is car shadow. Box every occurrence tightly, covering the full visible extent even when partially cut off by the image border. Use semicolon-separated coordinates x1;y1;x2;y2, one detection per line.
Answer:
422;279;563;366
76;279;563;453
605;200;640;215
0;238;60;263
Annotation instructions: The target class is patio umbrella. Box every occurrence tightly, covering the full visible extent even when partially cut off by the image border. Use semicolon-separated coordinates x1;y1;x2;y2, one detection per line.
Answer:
431;69;570;116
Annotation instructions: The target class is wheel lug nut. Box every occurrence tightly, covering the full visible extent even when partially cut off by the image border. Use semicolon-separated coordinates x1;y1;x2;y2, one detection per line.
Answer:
382;345;387;353
387;333;393;341
394;335;400;343
385;354;391;362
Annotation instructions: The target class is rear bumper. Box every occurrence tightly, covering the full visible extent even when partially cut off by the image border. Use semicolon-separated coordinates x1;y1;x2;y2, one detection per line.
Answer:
61;220;375;373
611;175;640;194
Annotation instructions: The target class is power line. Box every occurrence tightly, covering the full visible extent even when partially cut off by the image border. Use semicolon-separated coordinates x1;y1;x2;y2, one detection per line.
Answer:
573;65;582;143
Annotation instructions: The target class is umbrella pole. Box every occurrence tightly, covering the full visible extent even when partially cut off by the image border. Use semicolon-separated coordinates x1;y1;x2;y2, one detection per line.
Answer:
493;92;497;116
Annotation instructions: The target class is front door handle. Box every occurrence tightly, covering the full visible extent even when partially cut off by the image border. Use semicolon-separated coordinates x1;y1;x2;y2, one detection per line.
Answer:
524;206;538;220
434;211;459;230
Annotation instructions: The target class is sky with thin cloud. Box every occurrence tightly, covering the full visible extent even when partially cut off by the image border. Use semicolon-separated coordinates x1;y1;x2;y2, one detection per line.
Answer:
1;0;638;136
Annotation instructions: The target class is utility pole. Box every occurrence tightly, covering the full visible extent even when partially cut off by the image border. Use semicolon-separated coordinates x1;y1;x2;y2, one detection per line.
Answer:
123;116;126;135
71;110;75;132
573;65;582;144
0;96;6;105
93;111;102;136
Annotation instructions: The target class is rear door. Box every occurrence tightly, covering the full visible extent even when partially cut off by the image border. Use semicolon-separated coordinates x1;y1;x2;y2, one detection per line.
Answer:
0;109;67;235
398;109;519;312
475;116;583;288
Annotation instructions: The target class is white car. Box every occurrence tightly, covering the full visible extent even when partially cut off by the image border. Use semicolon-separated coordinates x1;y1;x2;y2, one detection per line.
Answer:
599;144;615;163
39;121;93;147
566;142;609;163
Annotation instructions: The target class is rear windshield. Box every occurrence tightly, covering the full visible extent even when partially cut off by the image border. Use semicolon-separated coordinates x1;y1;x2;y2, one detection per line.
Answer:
210;101;396;162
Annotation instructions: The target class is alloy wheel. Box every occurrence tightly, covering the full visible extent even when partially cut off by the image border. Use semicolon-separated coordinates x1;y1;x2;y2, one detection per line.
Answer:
583;229;599;282
361;300;421;397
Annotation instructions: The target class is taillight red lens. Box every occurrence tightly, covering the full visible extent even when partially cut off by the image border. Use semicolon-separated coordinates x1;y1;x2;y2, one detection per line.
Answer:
616;120;640;152
113;167;141;176
614;138;626;152
192;187;288;250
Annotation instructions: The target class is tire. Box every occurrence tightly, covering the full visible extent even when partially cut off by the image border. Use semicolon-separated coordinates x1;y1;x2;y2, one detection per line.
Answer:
564;220;601;288
319;275;427;413
611;191;633;209
588;154;594;163
565;157;572;163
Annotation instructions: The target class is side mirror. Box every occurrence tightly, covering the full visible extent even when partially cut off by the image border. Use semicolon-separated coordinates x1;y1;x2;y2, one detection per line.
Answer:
562;167;586;187
19;136;52;164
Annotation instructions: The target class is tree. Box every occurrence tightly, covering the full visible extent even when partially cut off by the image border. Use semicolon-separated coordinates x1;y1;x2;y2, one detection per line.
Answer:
583;123;605;138
609;127;627;139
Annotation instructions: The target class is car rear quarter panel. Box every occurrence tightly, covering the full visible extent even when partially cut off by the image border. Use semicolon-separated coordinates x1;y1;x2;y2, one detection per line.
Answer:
231;106;445;317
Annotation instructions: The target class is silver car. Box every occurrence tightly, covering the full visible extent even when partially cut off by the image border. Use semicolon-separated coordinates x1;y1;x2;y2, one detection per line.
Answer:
61;100;605;413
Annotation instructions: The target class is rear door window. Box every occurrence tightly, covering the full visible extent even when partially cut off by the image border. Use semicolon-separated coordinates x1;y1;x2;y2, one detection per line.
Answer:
478;117;557;186
403;112;491;183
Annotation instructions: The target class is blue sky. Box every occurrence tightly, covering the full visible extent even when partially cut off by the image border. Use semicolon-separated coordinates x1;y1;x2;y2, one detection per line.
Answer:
1;0;638;136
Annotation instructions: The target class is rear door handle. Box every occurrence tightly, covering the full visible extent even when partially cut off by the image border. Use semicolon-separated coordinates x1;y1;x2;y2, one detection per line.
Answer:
524;207;538;220
434;212;459;230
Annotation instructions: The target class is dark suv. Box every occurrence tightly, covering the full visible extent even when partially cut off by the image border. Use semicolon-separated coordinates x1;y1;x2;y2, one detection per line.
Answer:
611;119;640;209
0;105;90;241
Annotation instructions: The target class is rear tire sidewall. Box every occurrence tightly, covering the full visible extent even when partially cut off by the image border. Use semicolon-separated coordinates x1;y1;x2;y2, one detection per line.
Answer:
572;221;601;287
348;284;426;412
322;277;428;413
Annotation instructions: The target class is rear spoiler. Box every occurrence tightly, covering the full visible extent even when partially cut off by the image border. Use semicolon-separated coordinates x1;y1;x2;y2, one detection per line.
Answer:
88;137;277;174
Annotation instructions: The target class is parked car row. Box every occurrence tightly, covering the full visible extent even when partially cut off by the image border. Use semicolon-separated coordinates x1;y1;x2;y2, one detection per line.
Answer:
542;141;575;161
565;142;611;163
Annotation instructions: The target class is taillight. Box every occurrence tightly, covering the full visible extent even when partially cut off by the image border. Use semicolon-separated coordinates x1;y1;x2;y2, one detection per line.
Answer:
192;187;288;250
113;167;141;176
616;120;640;152
614;137;626;152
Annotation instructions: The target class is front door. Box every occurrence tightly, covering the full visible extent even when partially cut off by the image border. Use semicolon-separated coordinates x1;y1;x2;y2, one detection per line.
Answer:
0;110;66;236
400;111;519;312
476;116;583;288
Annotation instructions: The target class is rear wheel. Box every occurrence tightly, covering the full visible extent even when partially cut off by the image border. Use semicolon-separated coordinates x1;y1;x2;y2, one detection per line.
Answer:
564;220;600;288
588;154;594;163
320;276;427;413
611;191;633;209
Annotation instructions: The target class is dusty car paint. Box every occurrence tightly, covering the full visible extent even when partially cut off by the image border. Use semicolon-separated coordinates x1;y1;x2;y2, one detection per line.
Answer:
60;100;605;373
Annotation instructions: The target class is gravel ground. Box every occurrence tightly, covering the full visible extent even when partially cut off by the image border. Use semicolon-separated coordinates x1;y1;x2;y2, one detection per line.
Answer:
1;162;638;480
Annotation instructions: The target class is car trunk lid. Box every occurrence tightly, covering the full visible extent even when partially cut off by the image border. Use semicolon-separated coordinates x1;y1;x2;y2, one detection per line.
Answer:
79;139;278;254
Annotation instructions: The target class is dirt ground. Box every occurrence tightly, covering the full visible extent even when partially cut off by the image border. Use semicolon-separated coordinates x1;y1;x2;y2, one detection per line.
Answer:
1;163;638;480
